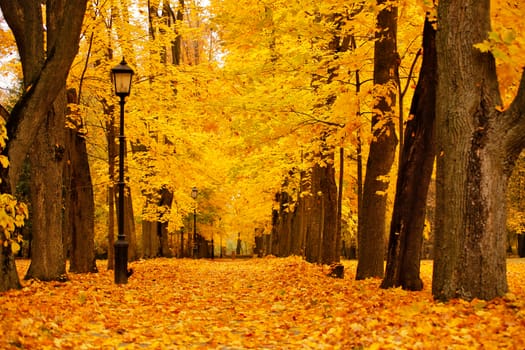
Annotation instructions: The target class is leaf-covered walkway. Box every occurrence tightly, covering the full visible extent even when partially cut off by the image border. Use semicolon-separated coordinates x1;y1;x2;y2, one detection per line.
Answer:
1;257;524;349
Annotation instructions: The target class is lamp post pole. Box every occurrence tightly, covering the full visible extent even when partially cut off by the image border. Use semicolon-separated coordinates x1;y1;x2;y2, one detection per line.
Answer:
111;58;134;284
191;187;198;258
114;93;128;284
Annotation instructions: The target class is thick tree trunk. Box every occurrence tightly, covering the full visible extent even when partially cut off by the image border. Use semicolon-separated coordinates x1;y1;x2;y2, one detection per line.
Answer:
158;186;174;257
0;246;21;291
275;191;292;257
0;1;88;193
304;147;338;264
381;18;437;291
290;207;301;256
141;186;174;258
357;0;399;280
270;208;279;256
282;195;293;257
142;220;159;258
65;89;97;273
433;0;525;300
25;88;67;281
321;150;338;264
158;221;172;257
303;168;318;263
0;0;87;290
66;127;97;273
293;166;307;258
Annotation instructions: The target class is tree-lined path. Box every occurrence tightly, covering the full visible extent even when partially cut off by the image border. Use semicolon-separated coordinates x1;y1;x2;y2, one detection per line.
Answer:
1;4;525;348
1;257;524;349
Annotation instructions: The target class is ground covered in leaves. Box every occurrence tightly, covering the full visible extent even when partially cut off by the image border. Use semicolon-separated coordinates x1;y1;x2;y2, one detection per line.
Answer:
1;257;524;349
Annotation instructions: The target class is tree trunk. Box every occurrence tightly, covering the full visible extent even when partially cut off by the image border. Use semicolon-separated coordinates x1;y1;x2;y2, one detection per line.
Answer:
142;220;158;258
124;185;137;261
275;191;292;257
0;106;21;292
158;186;174;257
0;0;87;290
355;72;364;265
303;168;318;263
0;244;21;291
433;0;525;300
321;150;338;264
303;146;338;264
65;89;97;273
0;1;88;193
381;18;437;291
270;208;279;256
292;165;307;258
114;182;137;261
336;147;344;261
356;0;399;280
290;205;301;256
25;88;67;281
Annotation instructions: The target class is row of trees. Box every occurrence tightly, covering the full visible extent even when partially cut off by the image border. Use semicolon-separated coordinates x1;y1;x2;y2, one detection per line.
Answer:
0;0;524;301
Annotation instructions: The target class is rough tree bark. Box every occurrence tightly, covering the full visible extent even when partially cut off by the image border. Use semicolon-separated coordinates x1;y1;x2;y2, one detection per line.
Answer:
433;0;525;300
124;184;137;261
320;150;339;265
64;89;97;274
0;0;88;289
304;167;319;263
0;1;88;192
142;186;174;258
356;0;399;280
381;17;436;291
142;220;158;258
274;191;292;257
304;146;338;264
25;88;67;281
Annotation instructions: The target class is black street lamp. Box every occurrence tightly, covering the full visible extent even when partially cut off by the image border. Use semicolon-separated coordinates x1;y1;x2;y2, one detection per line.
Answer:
191;187;198;258
111;58;134;284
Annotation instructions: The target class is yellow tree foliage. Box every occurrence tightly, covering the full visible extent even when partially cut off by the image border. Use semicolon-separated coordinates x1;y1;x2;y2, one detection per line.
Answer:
2;0;524;252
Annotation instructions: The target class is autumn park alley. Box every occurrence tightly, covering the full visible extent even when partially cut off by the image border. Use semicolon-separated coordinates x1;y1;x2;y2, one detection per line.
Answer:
2;0;525;349
0;257;524;349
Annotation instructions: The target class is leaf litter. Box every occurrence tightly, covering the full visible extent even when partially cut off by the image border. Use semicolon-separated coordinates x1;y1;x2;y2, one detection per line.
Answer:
1;257;524;349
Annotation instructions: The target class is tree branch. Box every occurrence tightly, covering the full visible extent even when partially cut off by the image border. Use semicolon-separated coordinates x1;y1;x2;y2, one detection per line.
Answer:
0;0;89;191
504;69;525;157
290;109;345;128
